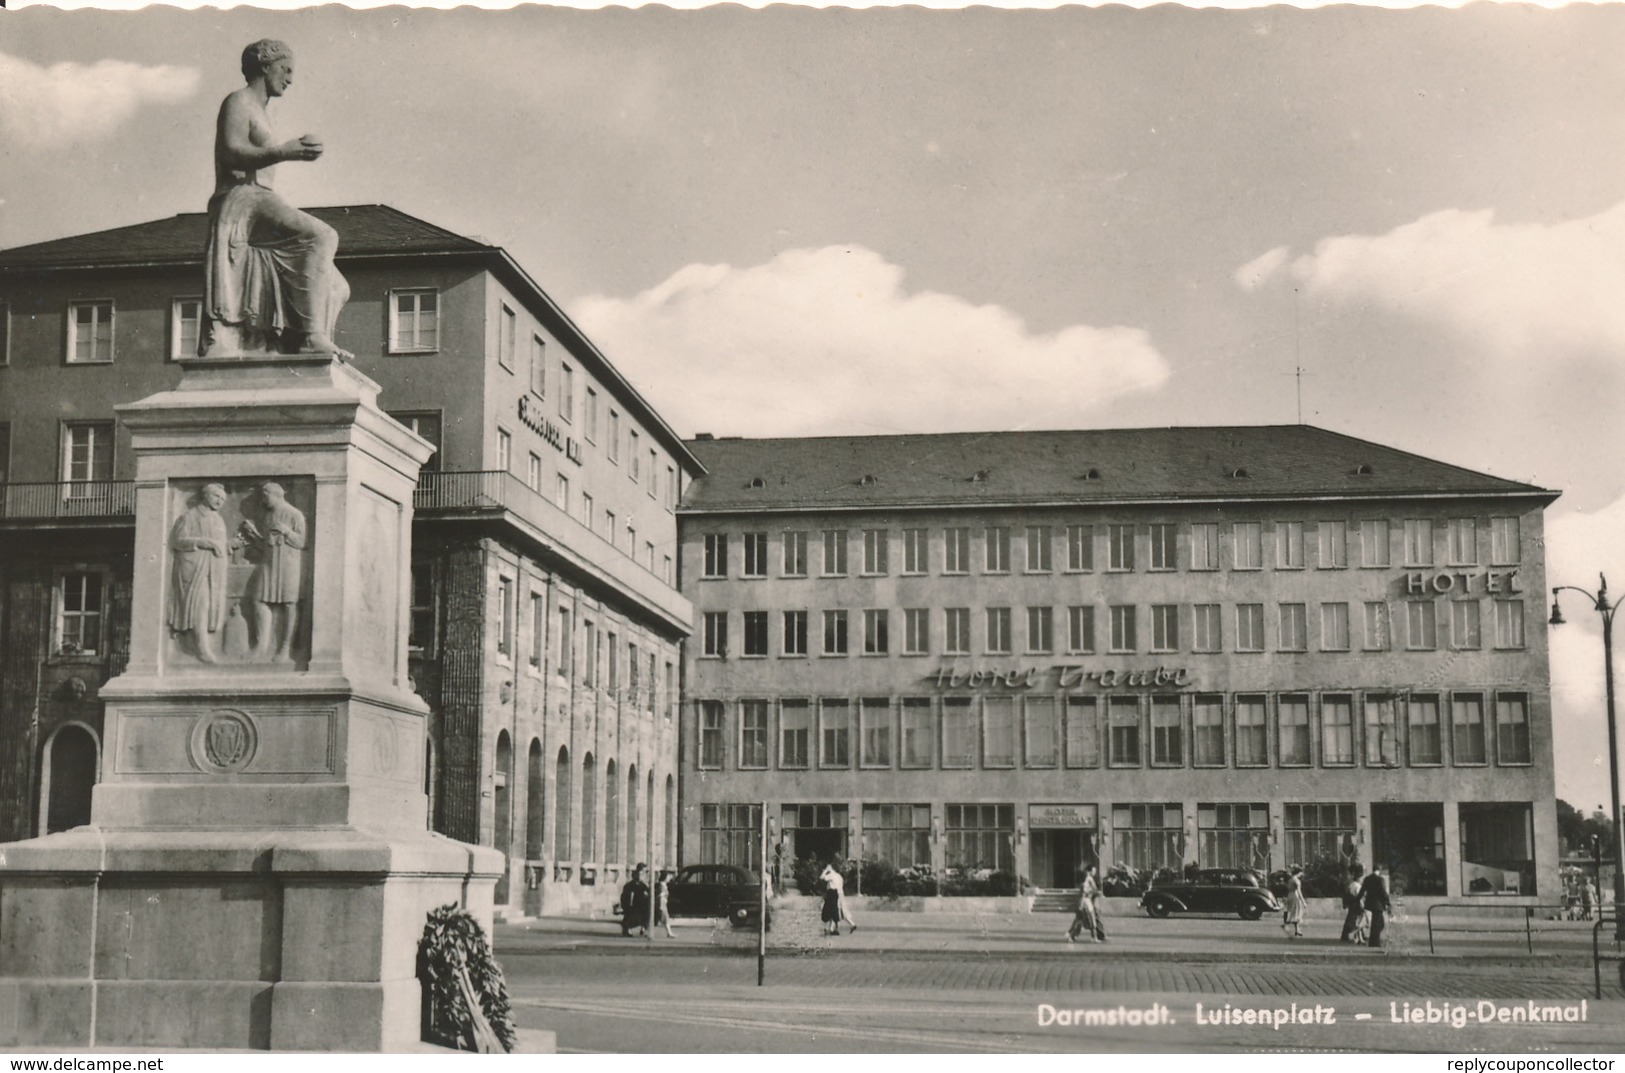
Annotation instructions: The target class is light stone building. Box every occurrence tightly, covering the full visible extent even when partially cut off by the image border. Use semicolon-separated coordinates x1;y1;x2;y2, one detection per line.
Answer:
677;429;1561;902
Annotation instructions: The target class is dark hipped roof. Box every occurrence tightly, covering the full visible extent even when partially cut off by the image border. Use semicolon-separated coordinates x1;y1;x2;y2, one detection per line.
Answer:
0;205;490;269
680;426;1558;514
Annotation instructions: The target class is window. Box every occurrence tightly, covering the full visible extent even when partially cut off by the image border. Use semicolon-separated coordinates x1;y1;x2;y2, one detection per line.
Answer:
860;529;889;575
946;803;1014;873
1490;516;1520;565
1322;694;1355;765
1284;803;1356;866
1277;521;1304;569
1190;523;1218;570
985;607;1012;654
819;699;851;767
583;620;598;686
984;526;1010;573
862;804;931;870
702;533;728;578
1406;600;1438;650
409;561;437;655
389;289;438;352
1064;696;1099;767
627;642;638;701
560;363;575;422
1363;601;1388;650
667;466;678;511
1235;604;1264;652
1320;603;1350;651
783;531;808;576
1364;694;1400;766
494;427;512;474
1026;606;1053;654
1108;696;1141;766
983;697;1016;768
1278;603;1307;652
63;422;113;486
782;610;808;656
1317;521;1348;568
1459;802;1535;896
901;698;933;768
863;609;889;655
1192;604;1221;653
531;335;547;397
1067;524;1095;571
629;431;640;480
1409;694;1442;765
647;450;657;498
739;701;769;769
1148;523;1176;571
171;297;203;360
1197;803;1269;870
1066;606;1096;654
779;700;810;768
1192;695;1225;766
645;651;656;714
67;301;113;363
495;576;514;657
388;411;442;470
1494;601;1526;649
698;701;724;769
1403;519;1435;566
1451;600;1482;649
55;572;104;656
525;453;541;492
1496;694;1531;764
1452;693;1487;764
1232;522;1261;569
944;527;971;573
1109;605;1136;653
702;611;728;658
1026;526;1053;572
821;529;847;575
859;698;892;767
1150;605;1178;653
944;608;971;655
822;610;848;655
1276;695;1311;766
742;611;768;657
1447;518;1477;565
902;528;928;574
1023;697;1058;767
904;609;929;655
579;492;593;529
1150;696;1182;766
555;473;569;512
1234;695;1267;766
1361;519;1391;567
581;389;598;444
1111;804;1182;871
739;531;767;577
1107;524;1135;571
627;525;636;559
528;592;544;669
941;698;975;768
556;607;573;678
496;304;516;371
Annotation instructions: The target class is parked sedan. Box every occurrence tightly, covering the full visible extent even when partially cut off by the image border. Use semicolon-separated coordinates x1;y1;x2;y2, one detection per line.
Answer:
666;864;771;929
1139;868;1282;920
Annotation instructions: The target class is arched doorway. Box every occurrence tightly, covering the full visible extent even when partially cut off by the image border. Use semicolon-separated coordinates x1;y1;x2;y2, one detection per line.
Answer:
605;759;620;866
626;764;639;870
494;731;513;905
41;724;99;835
581;753;597;863
554;746;572;862
647;770;656;866
664;774;676;870
525;739;544;859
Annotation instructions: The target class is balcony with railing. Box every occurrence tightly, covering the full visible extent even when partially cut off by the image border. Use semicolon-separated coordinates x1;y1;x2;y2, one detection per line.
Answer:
414;469;690;631
0;481;136;524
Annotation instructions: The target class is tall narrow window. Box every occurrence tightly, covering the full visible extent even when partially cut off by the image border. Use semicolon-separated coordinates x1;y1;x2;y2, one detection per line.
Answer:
172;297;203;360
904;609;930;655
985;607;1011;654
1317;521;1348;568
1276;521;1304;569
526;453;541;492
984;526;1010;573
1108;697;1141;767
782;610;808;656
983;697;1016;768
861;529;889;575
944;527;970;573
629;431;640;480
779;700;810;768
702;611;728;657
1192;604;1221;653
1192;695;1225;766
742;611;768;657
1278;695;1310;766
1235;604;1264;652
821;529;847;576
1150;605;1178;653
1363;601;1388;650
1278;603;1307;652
903;528;929;574
1447;518;1477;565
1364;695;1400;766
497;304;516;371
56;572;103;656
1026;525;1053;572
941;698;975;768
1361;519;1391;567
1320;603;1350;651
944;608;971;655
1452;693;1487;764
1495;601;1526;649
1451;600;1482;649
740;700;769;769
560;362;575;422
1026;606;1053;653
67;301;113;363
860;697;892;767
1109;605;1136;652
1490;517;1520;565
698;701;724;769
1496;694;1530;764
819;699;851;767
528;591;544;668
863;609;889;655
556;606;573;678
1067;524;1094;571
1234;696;1267;766
1024;697;1058;767
822;610;848;655
1149;523;1176;571
1232;522;1262;569
1406;601;1438;650
703;533;728;578
497;429;513;474
1107;524;1135;571
1067;606;1096;654
496;576;514;657
1409;694;1442;765
63;422;113;486
1322;695;1355;765
1150;696;1182;766
1064;696;1099;768
390;289;438;352
1190;523;1218;570
531;335;547;397
1403;519;1435;566
782;531;807;576
742;532;768;577
901;698;933;768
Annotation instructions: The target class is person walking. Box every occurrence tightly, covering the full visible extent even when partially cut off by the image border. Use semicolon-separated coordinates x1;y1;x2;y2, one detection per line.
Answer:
653;869;675;938
820;861;858;934
1066;865;1101;943
1281;865;1307;938
1358;866;1392;948
618;864;651;938
1340;863;1367;942
1582;878;1597;922
818;862;842;936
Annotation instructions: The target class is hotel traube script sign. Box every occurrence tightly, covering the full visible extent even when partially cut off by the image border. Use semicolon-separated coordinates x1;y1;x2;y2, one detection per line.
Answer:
929;665;1194;690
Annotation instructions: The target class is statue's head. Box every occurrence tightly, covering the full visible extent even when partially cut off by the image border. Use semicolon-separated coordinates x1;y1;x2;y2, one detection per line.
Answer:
241;39;293;83
201;483;227;509
261;481;286;502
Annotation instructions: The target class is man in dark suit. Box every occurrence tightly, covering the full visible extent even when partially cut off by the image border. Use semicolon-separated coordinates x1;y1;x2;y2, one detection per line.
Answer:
619;864;651;937
1358;866;1393;947
1340;863;1366;942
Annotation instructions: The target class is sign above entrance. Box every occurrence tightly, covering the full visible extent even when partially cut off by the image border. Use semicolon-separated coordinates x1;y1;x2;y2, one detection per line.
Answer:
930;665;1194;690
1029;804;1098;829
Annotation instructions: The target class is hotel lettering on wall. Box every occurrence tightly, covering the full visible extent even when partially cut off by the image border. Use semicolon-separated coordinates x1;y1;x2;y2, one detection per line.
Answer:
929;665;1194;690
1403;569;1521;595
517;395;564;451
1029;804;1098;830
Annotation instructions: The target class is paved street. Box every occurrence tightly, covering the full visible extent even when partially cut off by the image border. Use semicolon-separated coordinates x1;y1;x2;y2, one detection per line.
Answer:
497;902;1625;1053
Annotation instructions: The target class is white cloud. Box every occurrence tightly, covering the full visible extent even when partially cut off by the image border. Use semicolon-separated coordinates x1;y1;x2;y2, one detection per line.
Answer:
1233;245;1289;292
0;51;200;150
574;245;1169;437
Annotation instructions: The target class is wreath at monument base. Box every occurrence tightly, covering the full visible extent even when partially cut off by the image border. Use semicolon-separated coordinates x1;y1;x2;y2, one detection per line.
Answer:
416;903;518;1052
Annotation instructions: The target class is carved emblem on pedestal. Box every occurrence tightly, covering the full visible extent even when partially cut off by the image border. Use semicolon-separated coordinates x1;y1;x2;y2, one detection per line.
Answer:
190;708;259;774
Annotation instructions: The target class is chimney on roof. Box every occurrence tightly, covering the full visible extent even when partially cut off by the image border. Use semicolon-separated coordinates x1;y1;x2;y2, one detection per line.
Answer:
694;433;715;441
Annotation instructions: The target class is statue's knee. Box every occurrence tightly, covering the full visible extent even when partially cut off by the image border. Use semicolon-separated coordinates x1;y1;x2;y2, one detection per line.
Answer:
310;220;339;257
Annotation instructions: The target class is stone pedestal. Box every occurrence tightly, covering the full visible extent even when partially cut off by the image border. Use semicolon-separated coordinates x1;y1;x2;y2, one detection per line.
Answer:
0;357;502;1051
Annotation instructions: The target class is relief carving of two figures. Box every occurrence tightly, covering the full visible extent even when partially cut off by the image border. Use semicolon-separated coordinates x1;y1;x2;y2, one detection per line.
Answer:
169;482;306;664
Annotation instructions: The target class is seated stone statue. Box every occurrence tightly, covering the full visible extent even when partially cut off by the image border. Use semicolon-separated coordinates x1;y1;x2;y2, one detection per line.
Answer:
201;39;351;359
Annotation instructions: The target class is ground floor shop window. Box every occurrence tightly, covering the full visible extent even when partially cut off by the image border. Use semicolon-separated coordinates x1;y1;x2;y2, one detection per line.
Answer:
862;803;931;869
1111;803;1183;872
1284;802;1357;866
700;803;762;869
946;803;1014;873
1460;802;1535;895
782;803;849;866
1372;801;1445;895
1197;802;1269;870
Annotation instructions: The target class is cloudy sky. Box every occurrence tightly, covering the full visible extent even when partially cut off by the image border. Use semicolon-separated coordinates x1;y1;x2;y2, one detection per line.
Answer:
4;2;1624;809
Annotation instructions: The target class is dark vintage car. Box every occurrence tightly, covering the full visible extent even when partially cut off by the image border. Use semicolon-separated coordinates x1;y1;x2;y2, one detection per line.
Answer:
1139;868;1283;920
665;864;771;929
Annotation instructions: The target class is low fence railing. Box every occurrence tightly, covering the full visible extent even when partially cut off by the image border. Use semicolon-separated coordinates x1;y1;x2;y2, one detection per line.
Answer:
0;481;136;521
1425;902;1576;954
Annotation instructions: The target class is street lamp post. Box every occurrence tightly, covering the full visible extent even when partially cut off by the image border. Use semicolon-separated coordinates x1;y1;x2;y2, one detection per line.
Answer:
1550;573;1625;940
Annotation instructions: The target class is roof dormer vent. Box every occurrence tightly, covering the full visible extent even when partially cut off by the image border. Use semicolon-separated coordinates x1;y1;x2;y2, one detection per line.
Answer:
857;474;879;487
1078;468;1103;481
1352;463;1375;476
1229;467;1251;480
969;469;990;483
747;477;767;489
